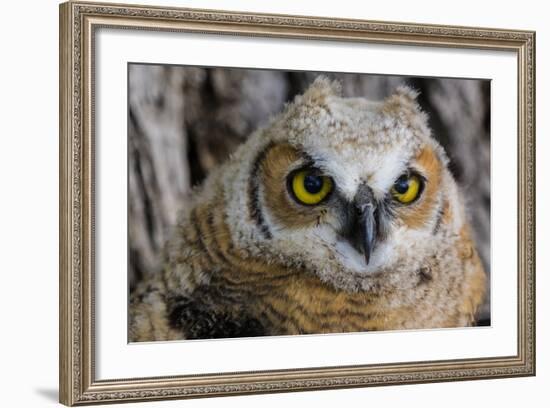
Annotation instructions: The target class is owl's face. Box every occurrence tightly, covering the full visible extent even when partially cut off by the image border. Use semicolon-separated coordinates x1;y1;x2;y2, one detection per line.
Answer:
222;77;462;292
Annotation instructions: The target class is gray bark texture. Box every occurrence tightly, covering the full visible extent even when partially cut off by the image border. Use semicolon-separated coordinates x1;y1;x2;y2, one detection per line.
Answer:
128;65;491;323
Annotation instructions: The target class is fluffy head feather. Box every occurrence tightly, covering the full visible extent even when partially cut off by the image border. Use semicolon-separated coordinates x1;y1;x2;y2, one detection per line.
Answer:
215;76;462;293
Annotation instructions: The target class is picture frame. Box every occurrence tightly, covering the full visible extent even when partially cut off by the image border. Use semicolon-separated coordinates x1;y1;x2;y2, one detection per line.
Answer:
59;1;536;405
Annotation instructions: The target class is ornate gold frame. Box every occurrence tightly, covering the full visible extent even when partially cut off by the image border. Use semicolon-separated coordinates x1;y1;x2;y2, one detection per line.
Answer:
59;1;536;405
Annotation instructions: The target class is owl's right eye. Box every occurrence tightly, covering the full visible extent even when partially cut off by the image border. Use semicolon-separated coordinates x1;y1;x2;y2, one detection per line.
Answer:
288;168;333;206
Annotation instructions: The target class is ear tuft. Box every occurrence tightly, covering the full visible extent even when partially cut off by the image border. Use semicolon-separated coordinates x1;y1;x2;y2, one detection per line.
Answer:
298;75;342;105
383;85;421;113
394;85;420;103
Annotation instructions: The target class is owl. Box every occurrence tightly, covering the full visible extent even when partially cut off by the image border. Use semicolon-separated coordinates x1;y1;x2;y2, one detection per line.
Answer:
129;76;486;342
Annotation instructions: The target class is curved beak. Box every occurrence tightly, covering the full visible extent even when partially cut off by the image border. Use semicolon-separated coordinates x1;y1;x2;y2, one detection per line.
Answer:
342;183;379;266
357;201;377;265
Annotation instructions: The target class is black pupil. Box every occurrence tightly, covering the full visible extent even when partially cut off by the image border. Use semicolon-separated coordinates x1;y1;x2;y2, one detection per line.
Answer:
303;173;324;194
394;176;410;194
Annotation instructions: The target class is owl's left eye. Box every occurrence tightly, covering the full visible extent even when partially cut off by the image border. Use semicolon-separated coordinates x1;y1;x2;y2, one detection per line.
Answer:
391;173;424;204
289;168;333;205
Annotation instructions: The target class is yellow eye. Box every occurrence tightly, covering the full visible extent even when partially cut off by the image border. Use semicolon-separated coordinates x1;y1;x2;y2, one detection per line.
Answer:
391;174;423;204
290;169;333;205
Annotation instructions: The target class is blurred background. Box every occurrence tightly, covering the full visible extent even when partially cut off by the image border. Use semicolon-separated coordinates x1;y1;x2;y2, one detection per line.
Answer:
128;64;491;324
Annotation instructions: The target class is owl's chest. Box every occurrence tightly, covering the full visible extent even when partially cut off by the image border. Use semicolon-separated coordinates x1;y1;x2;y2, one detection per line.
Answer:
207;242;479;336
220;272;388;335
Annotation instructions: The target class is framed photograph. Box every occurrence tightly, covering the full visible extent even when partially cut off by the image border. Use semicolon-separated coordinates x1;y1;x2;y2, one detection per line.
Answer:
59;1;535;405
